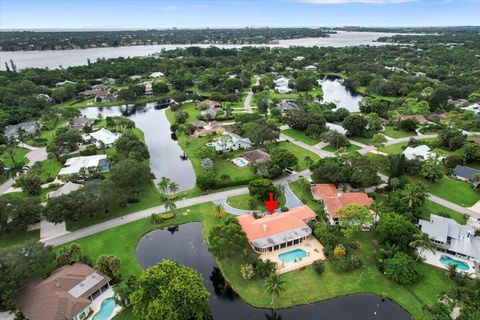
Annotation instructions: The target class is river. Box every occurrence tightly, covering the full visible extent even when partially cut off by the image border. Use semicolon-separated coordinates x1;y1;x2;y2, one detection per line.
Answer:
0;31;398;70
80;103;196;191
135;223;412;320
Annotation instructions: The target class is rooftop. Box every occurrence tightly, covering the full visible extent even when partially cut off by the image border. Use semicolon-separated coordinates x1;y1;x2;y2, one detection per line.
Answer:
58;154;107;176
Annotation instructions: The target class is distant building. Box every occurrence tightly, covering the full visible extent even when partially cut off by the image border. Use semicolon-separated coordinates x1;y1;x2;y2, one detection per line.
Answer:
103;78;116;85
274;76;291;94
403;145;441;161
129;75;142;81
275;101;298;113
241;149;271;163
37;93;53;103
16;262;111;320
304;65;317;71
193;121;226;137
150;72;164;78
452;165;480;188
91;84;107;91
84;128;122;148
399;115;429;125
69;116;95;130
293;56;305;61
4;121;41;138
55;80;75;87
94;91;118;103
419;215;480;262
461;103;480;116
311;184;374;225
145;82;153;95
237;205;316;253
78;89;101;99
58;154;110;177
207;132;252;152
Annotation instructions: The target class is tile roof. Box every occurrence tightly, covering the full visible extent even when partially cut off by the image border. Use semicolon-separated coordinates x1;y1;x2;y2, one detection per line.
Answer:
16;262;110;320
311;184;373;219
237;205;316;245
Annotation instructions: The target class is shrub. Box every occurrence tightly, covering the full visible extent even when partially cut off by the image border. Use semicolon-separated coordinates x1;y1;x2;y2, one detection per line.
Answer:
149;213;163;225
280;207;289;212
313;260;325;275
240;264;255;280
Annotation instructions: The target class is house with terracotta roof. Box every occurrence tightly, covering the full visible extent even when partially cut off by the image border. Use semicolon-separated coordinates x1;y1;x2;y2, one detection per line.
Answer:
16;262;112;320
311;184;374;225
237;205;316;253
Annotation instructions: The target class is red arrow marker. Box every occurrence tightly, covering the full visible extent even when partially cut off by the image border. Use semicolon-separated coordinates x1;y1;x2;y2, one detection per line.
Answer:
264;192;278;215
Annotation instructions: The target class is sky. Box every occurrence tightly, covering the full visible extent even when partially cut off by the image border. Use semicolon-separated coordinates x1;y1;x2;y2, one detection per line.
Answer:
0;0;479;30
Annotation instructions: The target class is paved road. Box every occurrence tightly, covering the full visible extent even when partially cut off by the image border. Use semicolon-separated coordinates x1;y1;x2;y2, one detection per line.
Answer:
44;169;311;246
244;91;254;113
429;194;480;220
283;182;304;209
279;133;334;158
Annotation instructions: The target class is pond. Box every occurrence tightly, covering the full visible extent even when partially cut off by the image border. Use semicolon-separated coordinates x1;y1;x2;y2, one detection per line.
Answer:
80;103;196;191
135;222;412;320
318;77;363;112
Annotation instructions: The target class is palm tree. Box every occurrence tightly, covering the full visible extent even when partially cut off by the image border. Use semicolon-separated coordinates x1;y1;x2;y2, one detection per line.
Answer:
303;156;313;167
168;181;179;198
157;176;171;196
401;183;429;211
409;232;436;261
447;264;459;281
264;274;285;307
212;203;226;219
163;198;177;212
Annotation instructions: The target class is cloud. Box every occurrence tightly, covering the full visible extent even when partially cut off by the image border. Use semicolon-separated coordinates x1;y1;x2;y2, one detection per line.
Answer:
300;0;417;4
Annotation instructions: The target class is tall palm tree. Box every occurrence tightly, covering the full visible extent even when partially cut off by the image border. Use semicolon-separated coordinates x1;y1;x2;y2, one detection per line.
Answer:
163;198;177;212
264;274;285;307
401;183;429;211
212;203;226;219
409;232;436;261
157;176;171;196
168;181;179;198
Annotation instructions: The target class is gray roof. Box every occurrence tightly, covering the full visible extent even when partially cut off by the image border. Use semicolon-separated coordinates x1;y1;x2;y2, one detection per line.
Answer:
4;121;40;137
419;215;480;259
275;101;298;112
201;106;221;119
251;226;312;249
453;165;479;181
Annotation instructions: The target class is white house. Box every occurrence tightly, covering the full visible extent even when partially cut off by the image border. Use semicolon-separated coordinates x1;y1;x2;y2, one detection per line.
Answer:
326;123;347;135
129;75;142;81
83;128;122;148
293;56;305;61
58;155;110;176
419;215;480;262
207;132;252;152
274;77;289;88
461;103;480;116
403;145;440;161
305;65;317;71
150;72;164;78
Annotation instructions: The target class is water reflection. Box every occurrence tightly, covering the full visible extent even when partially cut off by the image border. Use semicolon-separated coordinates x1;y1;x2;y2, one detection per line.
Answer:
318;76;363;112
135;223;412;320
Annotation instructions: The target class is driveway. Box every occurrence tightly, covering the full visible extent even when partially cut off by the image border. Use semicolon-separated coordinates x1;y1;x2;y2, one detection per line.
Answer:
25;147;47;166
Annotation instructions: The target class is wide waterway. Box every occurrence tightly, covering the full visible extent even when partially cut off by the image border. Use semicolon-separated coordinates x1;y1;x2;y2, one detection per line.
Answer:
80;103;196;191
135;222;412;320
0;31;399;70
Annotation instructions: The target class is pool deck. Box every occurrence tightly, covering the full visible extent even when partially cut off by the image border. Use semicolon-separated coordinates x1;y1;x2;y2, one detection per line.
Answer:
259;237;326;274
419;250;478;276
88;288;122;320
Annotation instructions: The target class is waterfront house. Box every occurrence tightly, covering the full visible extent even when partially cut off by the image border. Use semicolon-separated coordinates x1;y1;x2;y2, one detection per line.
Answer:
16;262;111;320
145;82;153;95
69;116;95;130
452;165;480;188
193;121;226;137
4;121;41;138
419;215;480;262
237;205;316;253
78;89;101;99
311;184;374;225
58;154;110;177
94;91;118;103
84;128;122;148
207;132;252;152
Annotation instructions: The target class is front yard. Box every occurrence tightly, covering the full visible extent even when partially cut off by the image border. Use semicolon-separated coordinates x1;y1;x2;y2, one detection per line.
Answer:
282;129;321;146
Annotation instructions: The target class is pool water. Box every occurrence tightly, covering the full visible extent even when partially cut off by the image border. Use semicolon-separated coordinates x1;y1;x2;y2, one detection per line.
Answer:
279;248;307;263
439;255;470;271
93;298;116;320
232;157;249;167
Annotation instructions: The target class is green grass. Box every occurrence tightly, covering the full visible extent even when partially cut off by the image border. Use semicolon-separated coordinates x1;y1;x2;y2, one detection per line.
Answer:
271;141;320;171
410;176;480;207
356;87;397;102
0;147;28;167
226;193;286;210
383;126;414;139
282;129;321;146
66;203;452;320
322;144;361;154
34;159;62;183
350;136;375;146
380;142;408;154
0;230;40;249
165;102;200;124
420;200;467;225
289;181;326;222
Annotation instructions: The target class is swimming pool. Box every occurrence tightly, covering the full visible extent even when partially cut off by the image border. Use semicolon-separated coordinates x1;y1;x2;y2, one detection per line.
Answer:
439;255;470;271
93;298;116;320
279;248;307;263
232;157;249;167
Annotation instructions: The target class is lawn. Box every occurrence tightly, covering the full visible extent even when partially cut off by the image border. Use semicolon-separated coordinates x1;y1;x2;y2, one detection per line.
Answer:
420;200;467;225
356;87;397;102
380;142;408;154
383;126;414;139
0;147;28;166
66;203;452;320
322;144;361;154
282;129;321;146
271;141;320;171
165;102;200;124
226;193;286;210
350;136;375;146
0;230;40;249
410;176;480;207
